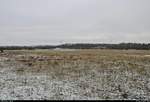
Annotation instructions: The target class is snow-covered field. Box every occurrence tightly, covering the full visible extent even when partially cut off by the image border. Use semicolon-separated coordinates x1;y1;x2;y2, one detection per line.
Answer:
0;49;150;100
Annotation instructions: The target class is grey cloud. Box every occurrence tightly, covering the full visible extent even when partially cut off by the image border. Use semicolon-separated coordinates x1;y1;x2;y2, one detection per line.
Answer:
0;0;150;45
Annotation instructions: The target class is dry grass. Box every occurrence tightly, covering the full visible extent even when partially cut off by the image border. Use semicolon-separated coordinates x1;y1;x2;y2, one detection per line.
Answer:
8;49;150;74
1;49;150;100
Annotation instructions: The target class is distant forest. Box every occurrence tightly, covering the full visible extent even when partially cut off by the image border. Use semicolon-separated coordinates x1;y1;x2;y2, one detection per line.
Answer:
0;43;150;51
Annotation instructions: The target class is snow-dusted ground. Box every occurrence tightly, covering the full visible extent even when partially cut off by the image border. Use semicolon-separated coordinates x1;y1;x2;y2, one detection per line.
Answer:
0;52;150;100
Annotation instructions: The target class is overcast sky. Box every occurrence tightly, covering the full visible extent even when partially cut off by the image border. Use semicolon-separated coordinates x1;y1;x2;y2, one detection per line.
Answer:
0;0;150;45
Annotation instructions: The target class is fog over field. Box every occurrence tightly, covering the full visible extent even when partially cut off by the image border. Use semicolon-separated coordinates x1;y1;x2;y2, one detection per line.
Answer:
0;0;150;45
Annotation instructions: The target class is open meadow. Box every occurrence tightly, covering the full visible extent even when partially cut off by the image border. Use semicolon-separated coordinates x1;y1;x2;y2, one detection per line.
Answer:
0;49;150;100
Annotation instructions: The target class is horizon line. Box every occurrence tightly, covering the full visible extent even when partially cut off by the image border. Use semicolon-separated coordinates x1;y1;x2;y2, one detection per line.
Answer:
0;42;150;47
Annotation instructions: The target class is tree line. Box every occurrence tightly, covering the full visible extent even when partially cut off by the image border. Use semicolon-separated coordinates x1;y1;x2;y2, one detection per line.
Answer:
57;43;150;50
0;43;150;51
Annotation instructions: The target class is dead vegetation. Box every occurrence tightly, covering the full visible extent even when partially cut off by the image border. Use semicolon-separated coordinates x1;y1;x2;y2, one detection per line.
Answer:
0;49;150;100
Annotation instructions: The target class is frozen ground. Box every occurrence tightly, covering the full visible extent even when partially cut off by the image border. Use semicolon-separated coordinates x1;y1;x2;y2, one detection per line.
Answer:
0;50;150;100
